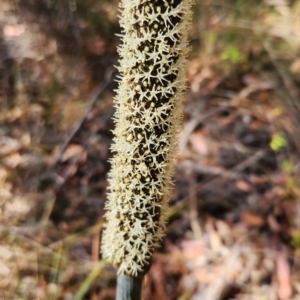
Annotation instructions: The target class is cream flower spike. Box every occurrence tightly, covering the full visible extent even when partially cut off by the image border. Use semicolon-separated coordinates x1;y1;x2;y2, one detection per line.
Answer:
101;0;193;277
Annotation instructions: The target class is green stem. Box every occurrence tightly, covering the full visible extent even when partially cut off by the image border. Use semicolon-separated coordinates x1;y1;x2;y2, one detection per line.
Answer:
74;260;107;300
116;274;143;300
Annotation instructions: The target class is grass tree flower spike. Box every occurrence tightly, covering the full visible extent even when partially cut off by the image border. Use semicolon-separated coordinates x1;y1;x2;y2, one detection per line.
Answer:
102;0;193;277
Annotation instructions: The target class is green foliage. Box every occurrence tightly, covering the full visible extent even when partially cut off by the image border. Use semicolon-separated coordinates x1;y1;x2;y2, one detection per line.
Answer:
291;231;300;248
74;260;107;300
221;45;241;64
281;159;293;175
197;0;299;74
270;132;287;151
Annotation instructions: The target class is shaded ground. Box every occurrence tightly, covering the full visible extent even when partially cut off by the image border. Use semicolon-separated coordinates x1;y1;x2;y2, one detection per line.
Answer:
1;0;300;299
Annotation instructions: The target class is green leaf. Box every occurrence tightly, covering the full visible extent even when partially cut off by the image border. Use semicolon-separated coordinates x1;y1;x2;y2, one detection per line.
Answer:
281;159;293;174
270;132;286;151
220;46;240;63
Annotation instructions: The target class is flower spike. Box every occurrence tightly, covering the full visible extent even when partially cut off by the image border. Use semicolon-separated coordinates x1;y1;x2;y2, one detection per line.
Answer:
101;0;193;277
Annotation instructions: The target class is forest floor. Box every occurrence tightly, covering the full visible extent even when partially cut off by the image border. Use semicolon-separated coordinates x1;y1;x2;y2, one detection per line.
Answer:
1;0;300;299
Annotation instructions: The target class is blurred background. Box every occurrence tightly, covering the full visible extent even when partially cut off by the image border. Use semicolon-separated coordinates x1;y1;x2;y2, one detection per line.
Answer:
1;0;300;299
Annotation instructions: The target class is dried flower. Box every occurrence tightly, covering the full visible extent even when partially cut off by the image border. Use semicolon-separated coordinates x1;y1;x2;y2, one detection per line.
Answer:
101;0;192;277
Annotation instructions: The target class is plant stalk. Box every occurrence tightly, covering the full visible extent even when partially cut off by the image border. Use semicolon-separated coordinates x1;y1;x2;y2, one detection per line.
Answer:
116;274;143;300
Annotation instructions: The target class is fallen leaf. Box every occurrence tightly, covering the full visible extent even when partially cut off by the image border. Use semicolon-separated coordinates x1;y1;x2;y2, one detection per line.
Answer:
5;195;31;217
235;180;252;192
192;268;213;284
6;107;23;121
189;132;208;155
276;251;291;300
180;239;206;260
2;153;22;168
0;262;10;276
290;58;300;73
240;211;264;227
267;214;281;232
0;137;20;156
61;144;84;162
3;24;25;37
249;175;269;184
206;219;222;251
